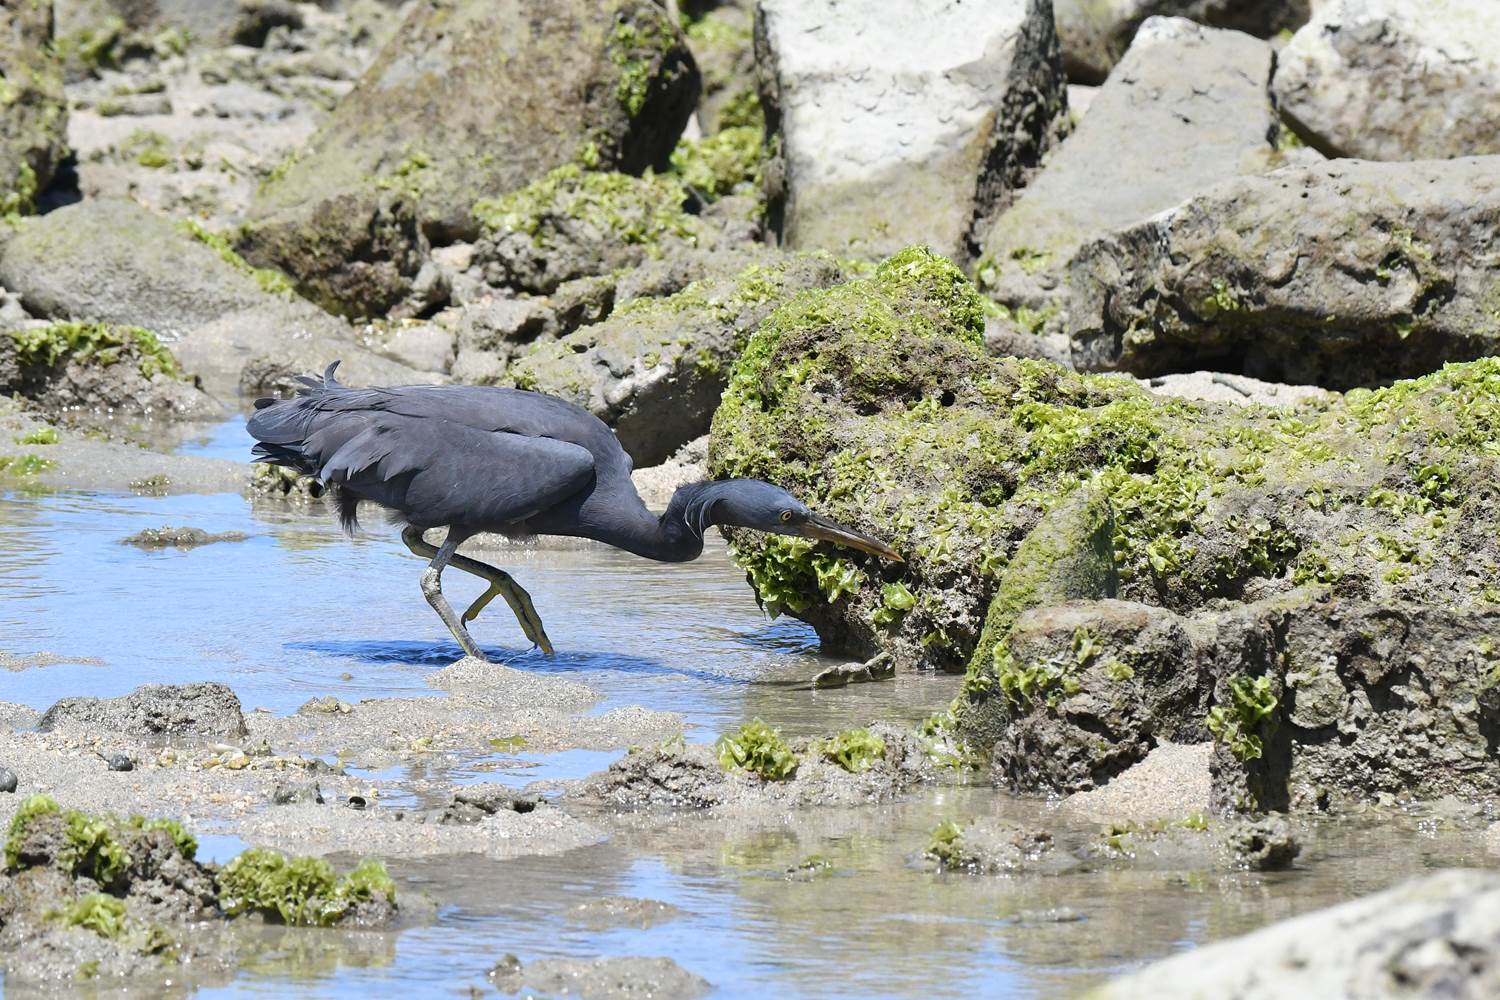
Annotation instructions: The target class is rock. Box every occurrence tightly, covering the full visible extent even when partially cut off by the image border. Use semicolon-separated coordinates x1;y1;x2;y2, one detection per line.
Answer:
1141;372;1330;409
0;766;16;793
106;752;134;772
39;682;248;740
811;653;895;690
1060;742;1211;823
271;781;324;806
1093;870;1500;999
684;3;755;133
0;199;417;398
120;526;249;548
366;321;454;374
0;320;217;423
569;896;684;931
299;696;353;716
1273;0;1500;160
755;0;1065;261
1225;816;1299;870
0;0;68;217
240;0;700;317
1053;0;1310;84
504;249;844;466
925;818;1056;875
470;167;704;296
1068;157;1500;388
975;17;1282;342
630;435;708;509
487;955;710;1000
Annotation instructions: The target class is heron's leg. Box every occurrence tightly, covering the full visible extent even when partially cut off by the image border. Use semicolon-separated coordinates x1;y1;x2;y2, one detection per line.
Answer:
401;527;554;653
414;529;486;661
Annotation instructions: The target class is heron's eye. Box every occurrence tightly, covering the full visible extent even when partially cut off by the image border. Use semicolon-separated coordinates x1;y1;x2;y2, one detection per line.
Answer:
779;510;793;523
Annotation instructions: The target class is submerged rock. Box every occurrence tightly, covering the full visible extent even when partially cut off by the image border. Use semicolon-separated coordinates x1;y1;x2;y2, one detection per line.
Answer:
39;682;248;741
488;954;710;1000
1069;158;1500;388
1092;870;1500;998
756;0;1064;260
976;17;1284;342
1274;0;1500;160
241;0;699;317
120;526;249;549
0;0;68;218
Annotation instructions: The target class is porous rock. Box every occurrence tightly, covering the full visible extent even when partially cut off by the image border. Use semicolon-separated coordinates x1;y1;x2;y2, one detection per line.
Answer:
755;0;1064;260
0;0;68;217
1069;157;1500;388
39;682;248;740
1274;0;1500;161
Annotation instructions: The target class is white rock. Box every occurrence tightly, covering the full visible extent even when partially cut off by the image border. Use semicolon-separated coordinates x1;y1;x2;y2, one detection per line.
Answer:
1274;0;1500;160
756;0;1064;261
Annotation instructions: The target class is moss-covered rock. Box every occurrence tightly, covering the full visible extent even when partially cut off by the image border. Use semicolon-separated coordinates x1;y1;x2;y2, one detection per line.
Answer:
0;0;69;218
503;248;843;466
709;244;1500;810
240;0;700;318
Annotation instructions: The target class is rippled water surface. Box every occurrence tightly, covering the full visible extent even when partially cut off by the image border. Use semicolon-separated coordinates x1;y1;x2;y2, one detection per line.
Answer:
2;467;1492;998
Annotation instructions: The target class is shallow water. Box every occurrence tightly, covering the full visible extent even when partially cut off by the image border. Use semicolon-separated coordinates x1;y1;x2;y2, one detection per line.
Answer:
3;473;1494;998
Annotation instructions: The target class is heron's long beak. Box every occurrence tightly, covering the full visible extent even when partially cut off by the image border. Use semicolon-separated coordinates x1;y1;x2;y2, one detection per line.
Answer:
800;513;903;562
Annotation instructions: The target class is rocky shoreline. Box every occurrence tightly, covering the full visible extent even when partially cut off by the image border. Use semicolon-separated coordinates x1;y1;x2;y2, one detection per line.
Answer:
4;0;1500;994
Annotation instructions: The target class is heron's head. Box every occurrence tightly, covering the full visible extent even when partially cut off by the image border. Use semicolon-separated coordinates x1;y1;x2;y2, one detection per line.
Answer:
683;479;902;562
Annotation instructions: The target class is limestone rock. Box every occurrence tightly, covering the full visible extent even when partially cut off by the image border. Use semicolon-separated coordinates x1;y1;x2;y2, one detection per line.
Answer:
1092;871;1500;999
1054;0;1310;84
0;0;69;215
755;0;1064;261
977;17;1282;341
1274;0;1500;160
1068;157;1500;388
240;0;700;318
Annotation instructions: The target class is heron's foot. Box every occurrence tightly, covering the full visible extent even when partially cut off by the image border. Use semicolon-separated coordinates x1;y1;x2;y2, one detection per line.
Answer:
462;578;555;655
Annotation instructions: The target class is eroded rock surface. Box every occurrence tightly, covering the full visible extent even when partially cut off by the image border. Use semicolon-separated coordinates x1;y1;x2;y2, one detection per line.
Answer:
1274;0;1500;160
1069;158;1500;387
39;682;248;741
756;0;1064;260
0;0;68;217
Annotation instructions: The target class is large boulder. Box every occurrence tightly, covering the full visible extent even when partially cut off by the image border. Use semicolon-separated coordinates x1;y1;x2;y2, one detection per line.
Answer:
975;17;1284;341
1274;0;1500;160
1094;871;1500;998
1068;157;1500;388
0;199;422;397
502;249;844;466
754;0;1064;262
239;0;700;319
709;245;1500;812
1054;0;1310;84
0;0;68;216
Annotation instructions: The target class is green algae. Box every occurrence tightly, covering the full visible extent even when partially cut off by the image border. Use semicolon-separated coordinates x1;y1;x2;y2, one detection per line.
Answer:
0;453;56;476
53;894;128;939
669;125;762;199
1206;674;1278;761
817;728;887;773
1;161;39;220
925;820;965;867
715;720;798;780
473;164;695;250
14;426;60;445
217;849;395;927
176;219;295;298
4;793;61;870
7;321;184;380
605;7;678;118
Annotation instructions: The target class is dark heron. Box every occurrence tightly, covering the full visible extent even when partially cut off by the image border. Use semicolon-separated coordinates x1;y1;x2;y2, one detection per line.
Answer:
247;362;902;661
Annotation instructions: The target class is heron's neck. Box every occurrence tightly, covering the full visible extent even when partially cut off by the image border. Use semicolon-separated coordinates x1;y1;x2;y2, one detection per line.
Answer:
601;480;733;563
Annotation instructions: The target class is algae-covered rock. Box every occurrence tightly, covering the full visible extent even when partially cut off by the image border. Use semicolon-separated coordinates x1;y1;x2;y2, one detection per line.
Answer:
1274;0;1500;160
0;320;214;422
0;198;421;397
756;0;1064;260
710;244;1500;809
1069;157;1500;388
976;17;1283;342
0;0;68;219
240;0;700;318
504;249;843;466
39;682;248;740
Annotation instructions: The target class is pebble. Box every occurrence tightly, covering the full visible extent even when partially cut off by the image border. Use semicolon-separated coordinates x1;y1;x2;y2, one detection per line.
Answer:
0;767;17;793
107;752;134;772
